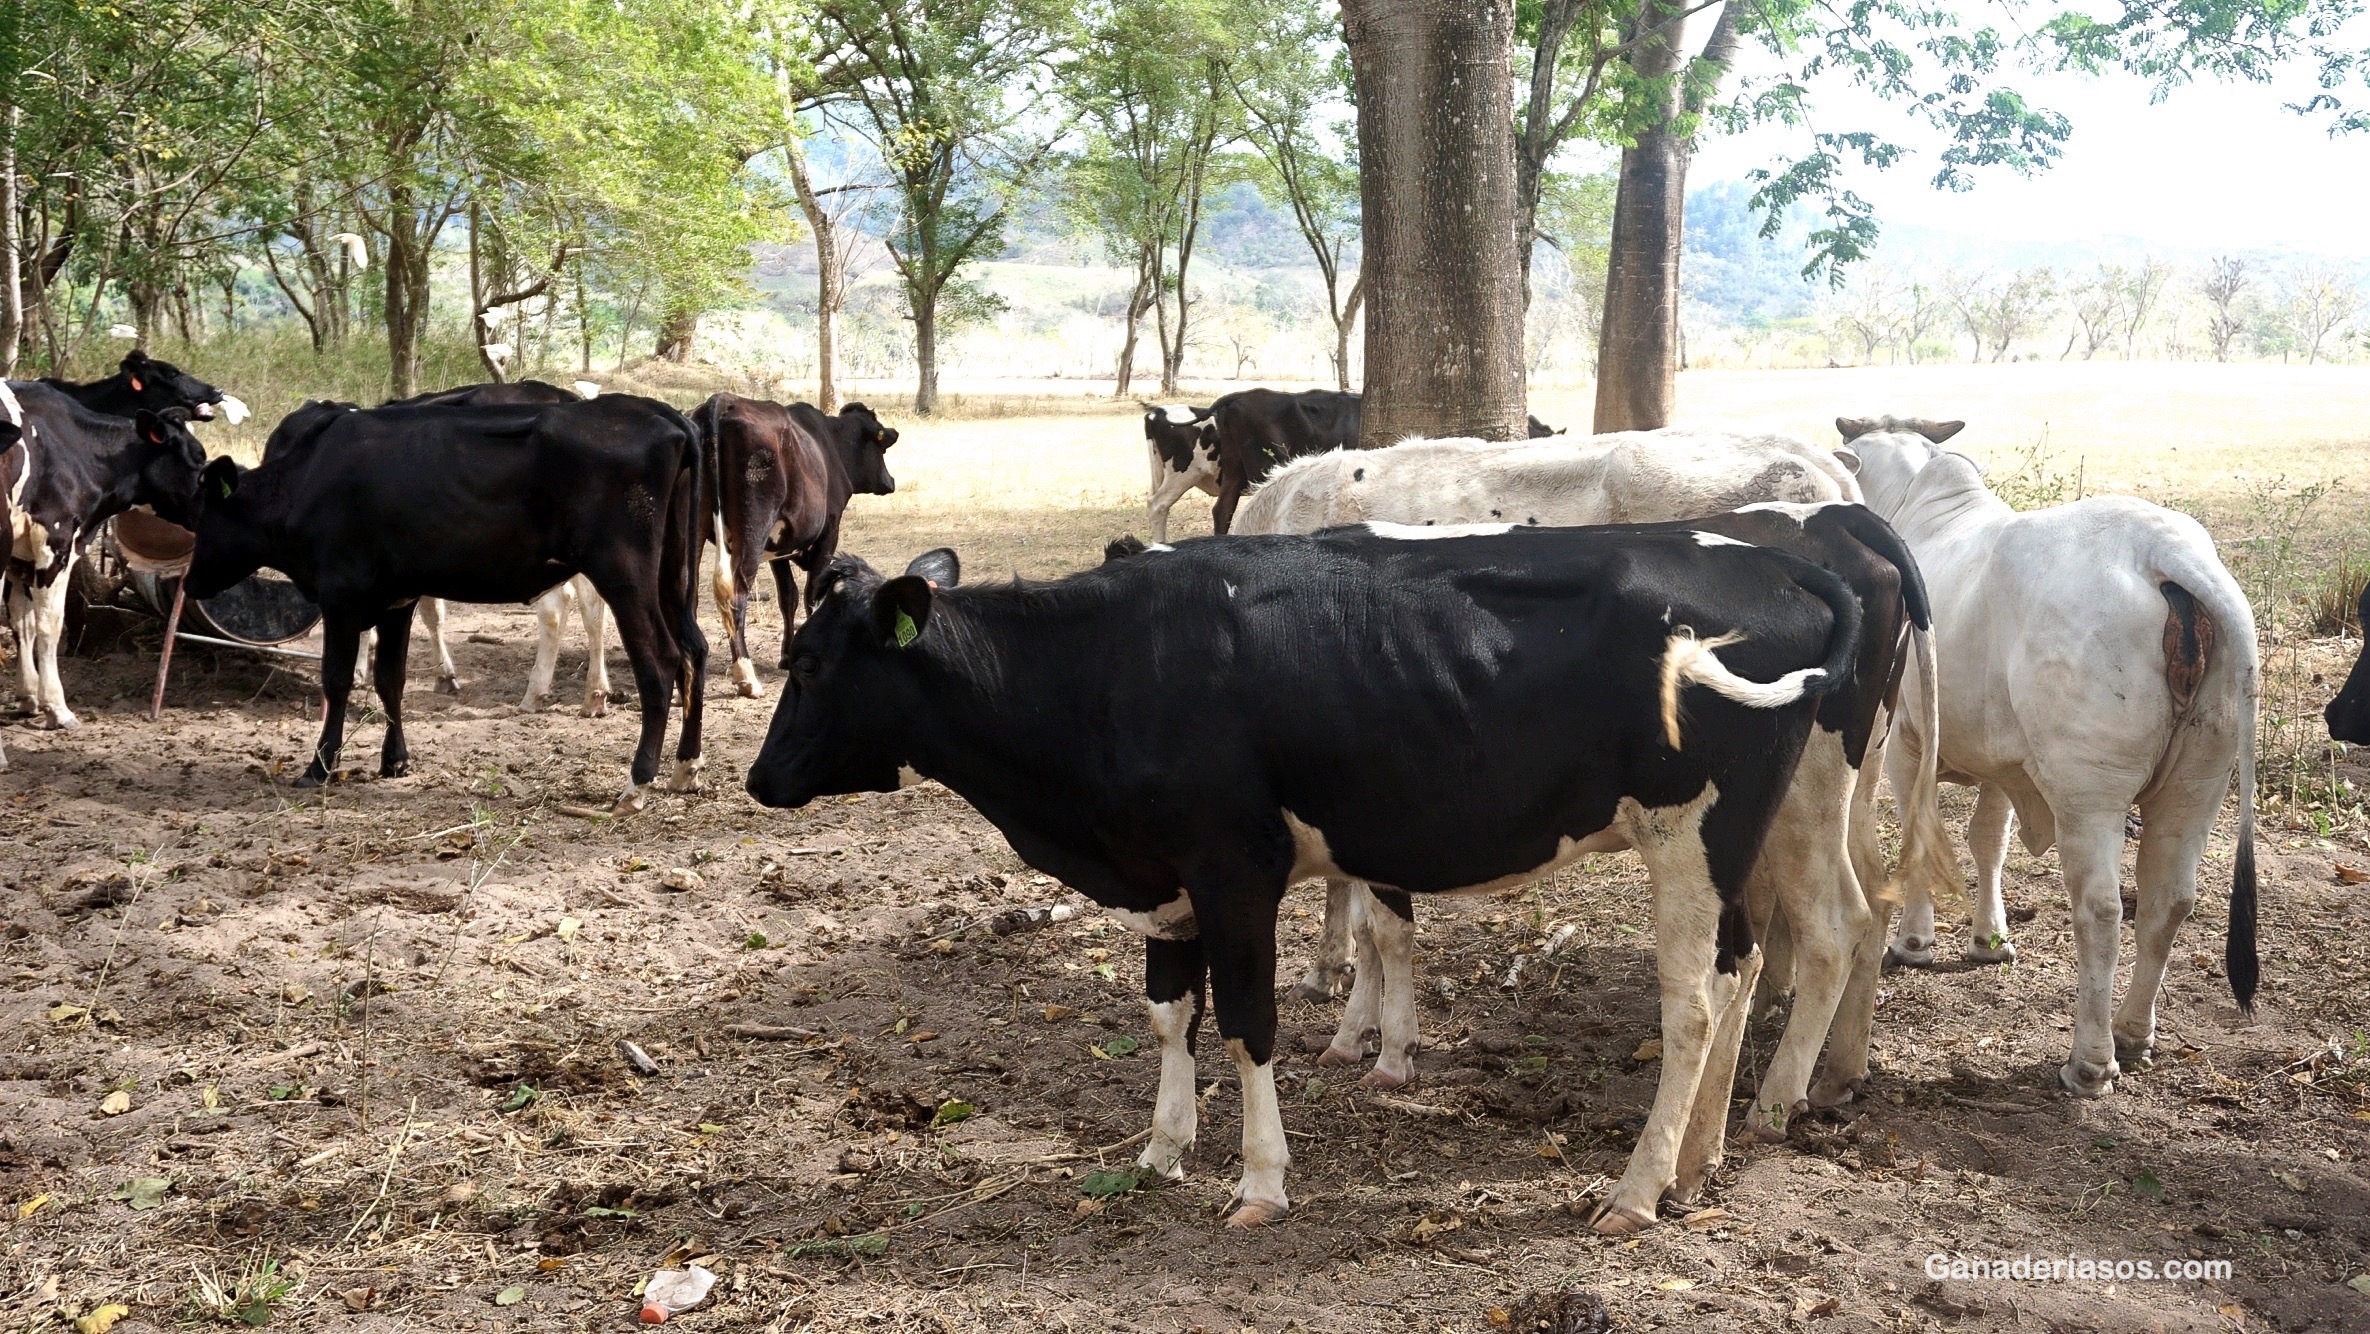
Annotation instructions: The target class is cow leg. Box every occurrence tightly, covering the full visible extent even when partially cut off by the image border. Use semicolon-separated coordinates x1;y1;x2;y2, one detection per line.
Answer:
2113;778;2217;1072
666;568;709;793
372;603;417;778
356;627;377;696
8;578;38;713
1359;890;1419;1089
299;613;368;787
421;597;460;695
1146;462;1207;545
1597;788;1747;1235
1962;784;2019;963
1292;878;1357;1001
1812;747;1904;1110
770;557;800;668
1185;860;1291;1227
2057;809;2130;1097
576;576;612;717
1318;886;1380;1065
1742;737;1867;1142
1751;896;1795;1017
1137;935;1206;1182
1209;459;1248;536
1676;929;1765;1204
27;563;79;729
520;584;569;714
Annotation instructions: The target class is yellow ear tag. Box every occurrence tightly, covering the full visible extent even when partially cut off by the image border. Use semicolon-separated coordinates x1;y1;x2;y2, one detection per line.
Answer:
893;610;918;648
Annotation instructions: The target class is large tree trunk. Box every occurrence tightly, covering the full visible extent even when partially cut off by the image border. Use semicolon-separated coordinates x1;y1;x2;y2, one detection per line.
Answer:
1592;124;1685;431
381;179;436;400
654;306;697;362
1342;0;1527;446
1115;246;1155;397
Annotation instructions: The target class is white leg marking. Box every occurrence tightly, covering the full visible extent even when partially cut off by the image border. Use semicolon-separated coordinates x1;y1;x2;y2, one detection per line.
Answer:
1364;892;1420;1089
32;556;77;729
667;753;706;793
422;597;459;693
1598;787;1730;1235
520;585;567;713
1224;1039;1290;1227
576;576;610;716
11;579;43;713
611;779;646;816
1136;997;1198;1180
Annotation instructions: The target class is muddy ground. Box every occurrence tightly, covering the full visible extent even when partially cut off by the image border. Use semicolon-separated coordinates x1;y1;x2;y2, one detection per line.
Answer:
4;503;2370;1334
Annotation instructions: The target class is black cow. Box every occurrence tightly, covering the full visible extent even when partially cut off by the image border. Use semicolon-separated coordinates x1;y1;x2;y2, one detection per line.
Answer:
382;379;578;409
2327;585;2370;743
40;349;241;423
1;384;208;730
747;523;1860;1231
695;395;896;689
1204;388;1362;534
1527;414;1562;437
187;395;708;809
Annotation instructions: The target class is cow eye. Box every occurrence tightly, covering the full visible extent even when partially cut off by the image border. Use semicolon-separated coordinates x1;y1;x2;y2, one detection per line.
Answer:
790;654;820;683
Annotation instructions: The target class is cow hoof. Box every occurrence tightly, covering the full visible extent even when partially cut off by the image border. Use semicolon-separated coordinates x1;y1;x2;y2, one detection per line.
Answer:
1883;941;1934;971
2114;1035;2156;1071
730;659;764;698
382;759;411;779
1223;1196;1288;1228
611;786;647;817
1360;1065;1414;1091
1314;1043;1362;1068
1807;1075;1864;1110
1590;1199;1659;1236
1134;1142;1190;1182
1740;1099;1809;1143
293;770;327;790
435;675;460;696
517;693;548;715
666;757;706;793
2057;1058;2119;1099
581;690;608;719
1964;938;2018;965
31;709;78;731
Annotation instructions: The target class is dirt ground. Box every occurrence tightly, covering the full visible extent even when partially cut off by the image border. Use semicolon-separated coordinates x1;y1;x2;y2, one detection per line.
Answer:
7;455;2370;1332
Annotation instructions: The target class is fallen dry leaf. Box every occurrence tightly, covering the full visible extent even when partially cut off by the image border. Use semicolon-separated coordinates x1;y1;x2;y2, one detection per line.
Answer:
2336;862;2370;885
98;1091;130;1116
1680;1207;1731;1230
73;1303;131;1334
341;1287;376;1313
1632;1039;1663;1062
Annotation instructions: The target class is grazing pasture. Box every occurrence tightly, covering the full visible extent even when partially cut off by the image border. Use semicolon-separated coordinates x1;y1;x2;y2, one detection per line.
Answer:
4;362;2370;1331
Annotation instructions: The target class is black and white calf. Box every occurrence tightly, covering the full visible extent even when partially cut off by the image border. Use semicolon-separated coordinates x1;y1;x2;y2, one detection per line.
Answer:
1;382;209;730
1142;404;1217;543
746;524;1862;1231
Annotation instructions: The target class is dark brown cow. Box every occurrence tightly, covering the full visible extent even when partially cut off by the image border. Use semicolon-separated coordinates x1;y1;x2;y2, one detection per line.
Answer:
698;394;897;695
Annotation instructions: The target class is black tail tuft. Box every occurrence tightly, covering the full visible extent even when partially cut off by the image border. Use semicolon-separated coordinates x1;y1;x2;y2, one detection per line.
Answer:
2227;833;2258;1017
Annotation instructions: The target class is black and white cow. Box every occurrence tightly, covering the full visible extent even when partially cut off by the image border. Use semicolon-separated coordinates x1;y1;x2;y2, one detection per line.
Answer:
186;395;708;811
1205;388;1363;534
1;382;209;731
1142;403;1217;544
2327;585;2370;743
746;524;1863;1232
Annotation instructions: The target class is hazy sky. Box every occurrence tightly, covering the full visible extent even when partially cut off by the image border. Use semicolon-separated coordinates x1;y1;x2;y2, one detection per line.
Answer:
1683;32;2370;260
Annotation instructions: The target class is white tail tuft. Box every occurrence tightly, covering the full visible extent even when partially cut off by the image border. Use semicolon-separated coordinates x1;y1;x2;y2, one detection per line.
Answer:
1658;627;1827;750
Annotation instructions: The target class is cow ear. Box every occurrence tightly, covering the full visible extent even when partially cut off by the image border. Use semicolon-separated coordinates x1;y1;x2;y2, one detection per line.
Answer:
135;409;168;445
840;400;868;414
1104;535;1147;563
872;575;934;648
903;547;960;588
1835;417;1872;442
1832;447;1862;475
201;455;241;501
1916;419;1967;444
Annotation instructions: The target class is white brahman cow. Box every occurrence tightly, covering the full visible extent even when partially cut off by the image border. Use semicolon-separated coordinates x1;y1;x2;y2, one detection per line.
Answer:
1833;415;2258;1100
1231;429;1959;1161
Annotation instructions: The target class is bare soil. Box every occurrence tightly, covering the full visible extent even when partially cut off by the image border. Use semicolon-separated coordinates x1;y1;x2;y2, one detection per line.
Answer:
4;503;2370;1333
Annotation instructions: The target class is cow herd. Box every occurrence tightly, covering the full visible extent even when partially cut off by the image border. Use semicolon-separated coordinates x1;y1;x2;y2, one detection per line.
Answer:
0;361;2350;1238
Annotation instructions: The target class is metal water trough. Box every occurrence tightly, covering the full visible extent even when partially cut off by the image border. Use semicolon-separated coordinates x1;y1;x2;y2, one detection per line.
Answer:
110;509;324;718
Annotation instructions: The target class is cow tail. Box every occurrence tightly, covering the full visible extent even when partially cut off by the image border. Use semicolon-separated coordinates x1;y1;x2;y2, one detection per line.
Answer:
1657;560;1859;750
1883;622;1964;911
700;395;735;628
1827;502;1932;630
669;402;707;700
2154;543;2260;1019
